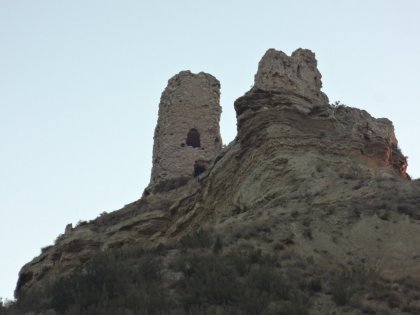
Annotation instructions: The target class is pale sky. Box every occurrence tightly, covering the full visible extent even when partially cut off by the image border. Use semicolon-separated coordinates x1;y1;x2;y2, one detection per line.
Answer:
1;0;419;300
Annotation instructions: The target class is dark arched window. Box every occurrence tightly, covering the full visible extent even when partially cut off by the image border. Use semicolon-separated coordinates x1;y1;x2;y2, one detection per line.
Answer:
186;128;200;148
194;164;206;177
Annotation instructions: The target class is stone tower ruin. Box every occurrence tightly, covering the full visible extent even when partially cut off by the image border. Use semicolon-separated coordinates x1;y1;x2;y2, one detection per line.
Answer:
149;71;222;188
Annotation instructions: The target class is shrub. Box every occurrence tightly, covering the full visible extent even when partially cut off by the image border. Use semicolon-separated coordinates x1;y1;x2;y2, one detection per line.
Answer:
8;242;313;315
172;247;310;315
180;229;213;249
9;248;170;315
307;277;322;293
212;236;223;254
331;278;350;306
397;204;420;219
50;251;169;314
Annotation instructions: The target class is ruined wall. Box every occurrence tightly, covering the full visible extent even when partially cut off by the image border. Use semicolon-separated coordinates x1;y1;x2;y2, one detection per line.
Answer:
150;71;222;187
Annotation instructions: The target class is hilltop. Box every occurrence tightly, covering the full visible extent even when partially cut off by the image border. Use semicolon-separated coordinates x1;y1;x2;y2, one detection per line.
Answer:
4;48;420;315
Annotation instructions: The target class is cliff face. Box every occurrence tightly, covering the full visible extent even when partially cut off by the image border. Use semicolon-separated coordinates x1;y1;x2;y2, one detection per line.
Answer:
15;49;419;304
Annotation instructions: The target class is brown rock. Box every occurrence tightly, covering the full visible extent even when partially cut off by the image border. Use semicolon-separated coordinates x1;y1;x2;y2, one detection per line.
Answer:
15;48;419;303
253;48;329;105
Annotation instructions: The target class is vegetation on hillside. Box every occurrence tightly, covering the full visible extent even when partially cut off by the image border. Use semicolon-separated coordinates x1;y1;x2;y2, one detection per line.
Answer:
2;230;420;315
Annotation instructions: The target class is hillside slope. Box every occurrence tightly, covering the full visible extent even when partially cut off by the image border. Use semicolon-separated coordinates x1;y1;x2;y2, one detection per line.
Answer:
9;48;420;315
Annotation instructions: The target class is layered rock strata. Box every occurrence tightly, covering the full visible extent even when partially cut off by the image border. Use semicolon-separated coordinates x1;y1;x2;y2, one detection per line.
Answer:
236;48;407;178
15;48;417;299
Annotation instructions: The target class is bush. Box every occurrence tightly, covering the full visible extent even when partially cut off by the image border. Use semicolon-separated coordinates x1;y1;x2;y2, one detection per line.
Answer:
331;279;350;306
307;277;322;293
10;248;171;315
7;234;417;315
50;250;169;314
173;248;310;315
180;229;213;249
212;236;223;254
330;265;381;307
8;239;313;315
397;204;420;219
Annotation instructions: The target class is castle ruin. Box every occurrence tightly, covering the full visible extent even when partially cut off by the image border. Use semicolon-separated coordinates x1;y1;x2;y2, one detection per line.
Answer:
149;71;222;189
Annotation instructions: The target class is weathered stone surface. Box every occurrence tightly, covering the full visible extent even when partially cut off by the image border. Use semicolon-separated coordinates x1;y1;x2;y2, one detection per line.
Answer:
15;48;419;302
253;48;329;105
149;71;222;189
64;223;72;235
234;93;407;178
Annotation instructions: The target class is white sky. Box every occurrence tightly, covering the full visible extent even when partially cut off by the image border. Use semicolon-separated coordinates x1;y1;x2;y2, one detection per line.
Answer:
1;0;419;300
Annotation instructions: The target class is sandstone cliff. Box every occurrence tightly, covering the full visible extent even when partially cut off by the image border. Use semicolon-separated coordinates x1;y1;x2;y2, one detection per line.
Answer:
13;48;420;314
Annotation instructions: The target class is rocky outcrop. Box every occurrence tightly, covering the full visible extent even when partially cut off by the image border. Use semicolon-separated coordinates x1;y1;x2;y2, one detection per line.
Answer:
15;48;418;300
149;71;222;189
236;48;407;178
253;48;329;105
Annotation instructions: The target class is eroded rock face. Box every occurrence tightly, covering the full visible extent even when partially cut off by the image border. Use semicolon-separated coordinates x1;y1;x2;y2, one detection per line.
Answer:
149;71;222;189
253;48;329;105
236;49;407;178
15;48;417;301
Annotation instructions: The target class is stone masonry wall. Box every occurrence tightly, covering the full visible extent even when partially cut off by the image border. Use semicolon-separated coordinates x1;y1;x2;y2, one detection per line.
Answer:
150;71;222;187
